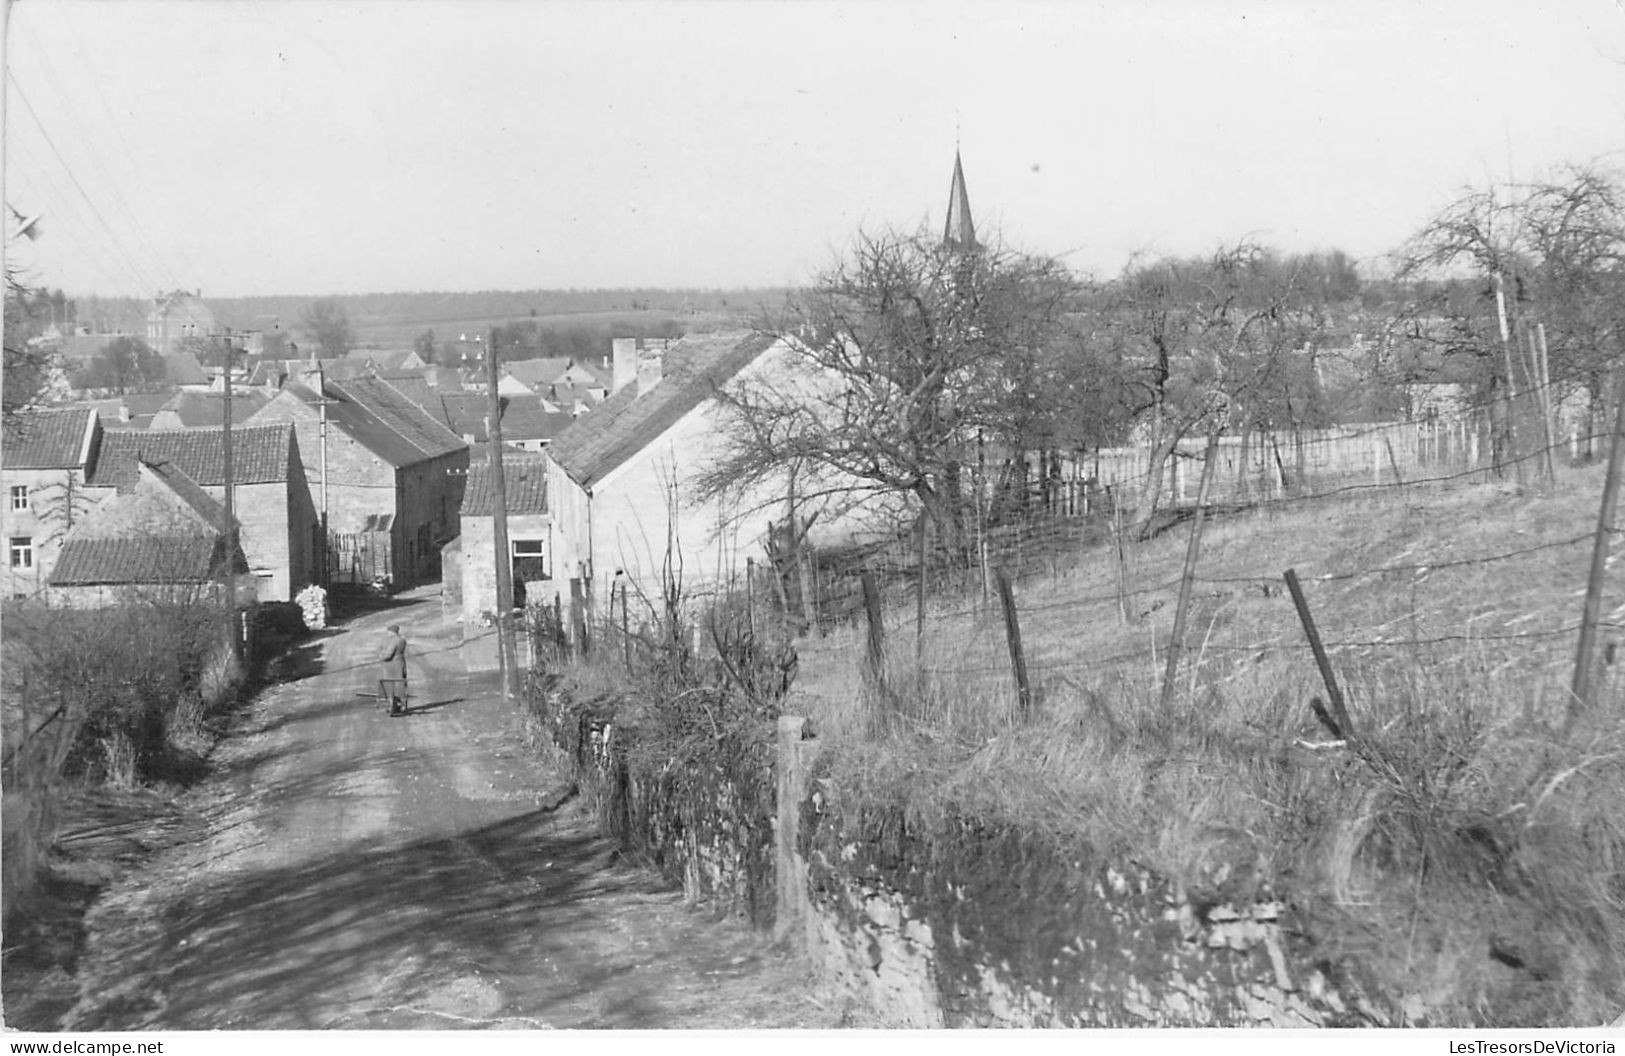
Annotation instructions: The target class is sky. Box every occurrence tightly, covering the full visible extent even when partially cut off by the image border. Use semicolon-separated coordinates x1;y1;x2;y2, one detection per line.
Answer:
3;0;1624;300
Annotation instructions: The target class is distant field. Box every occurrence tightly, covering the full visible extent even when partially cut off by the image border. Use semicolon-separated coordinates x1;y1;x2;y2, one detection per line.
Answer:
351;307;762;350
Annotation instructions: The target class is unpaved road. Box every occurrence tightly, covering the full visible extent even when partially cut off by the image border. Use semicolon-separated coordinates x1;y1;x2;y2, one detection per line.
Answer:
56;588;869;1030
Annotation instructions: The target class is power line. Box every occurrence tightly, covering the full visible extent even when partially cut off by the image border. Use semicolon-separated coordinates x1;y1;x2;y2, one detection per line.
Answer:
7;70;166;296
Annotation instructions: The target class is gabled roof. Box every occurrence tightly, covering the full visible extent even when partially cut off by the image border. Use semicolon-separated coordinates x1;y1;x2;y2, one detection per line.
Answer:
163;351;209;385
498;396;573;442
435;393;490;439
329;376;466;460
88;423;296;489
50;536;227;586
2;407;98;470
503;357;572;388
461;451;548;517
549;331;777;489
50;460;243;586
151;389;271;428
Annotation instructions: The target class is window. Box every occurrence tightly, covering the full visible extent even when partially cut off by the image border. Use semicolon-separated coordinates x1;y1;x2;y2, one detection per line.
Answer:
512;538;547;583
9;537;33;569
9;486;27;511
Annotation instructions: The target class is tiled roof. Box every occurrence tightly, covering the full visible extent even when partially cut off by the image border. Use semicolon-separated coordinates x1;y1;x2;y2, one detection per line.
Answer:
88;423;295;488
330;376;466;461
502;357;571;388
163;351;209;385
152;389;270;428
549;331;776;488
142;460;234;533
2;407;96;469
461;451;548;516
498;396;572;442
50;535;225;586
261;381;424;468
436;393;490;439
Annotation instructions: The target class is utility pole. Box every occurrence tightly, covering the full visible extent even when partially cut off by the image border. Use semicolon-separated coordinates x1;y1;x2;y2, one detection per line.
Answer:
484;328;519;698
220;333;241;663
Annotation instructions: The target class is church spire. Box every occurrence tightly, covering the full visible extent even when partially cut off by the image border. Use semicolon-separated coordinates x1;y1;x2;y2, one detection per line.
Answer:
942;149;978;252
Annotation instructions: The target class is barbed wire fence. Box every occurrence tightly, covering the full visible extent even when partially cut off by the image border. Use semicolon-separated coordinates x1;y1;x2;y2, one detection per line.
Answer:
747;385;1624;734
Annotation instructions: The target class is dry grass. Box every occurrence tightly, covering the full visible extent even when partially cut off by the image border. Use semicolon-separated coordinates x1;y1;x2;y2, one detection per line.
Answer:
786;459;1625;1027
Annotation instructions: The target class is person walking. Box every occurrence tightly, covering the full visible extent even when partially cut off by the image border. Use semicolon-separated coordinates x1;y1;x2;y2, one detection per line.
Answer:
380;624;409;715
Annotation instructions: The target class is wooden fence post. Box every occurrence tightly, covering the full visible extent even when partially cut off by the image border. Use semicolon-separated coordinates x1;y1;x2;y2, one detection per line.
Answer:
861;571;885;685
774;715;820;950
1110;485;1131;623
994;567;1032;716
620;582;631;671
569;577;588;658
915;514;928;664
746;556;756;642
1159;431;1221;710
1283;568;1356;740
1383;435;1404;486
1570;368;1625;722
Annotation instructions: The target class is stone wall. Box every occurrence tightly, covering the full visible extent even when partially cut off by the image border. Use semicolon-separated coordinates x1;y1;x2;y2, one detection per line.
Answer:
529;676;777;926
529;693;1394;1027
794;794;1390;1027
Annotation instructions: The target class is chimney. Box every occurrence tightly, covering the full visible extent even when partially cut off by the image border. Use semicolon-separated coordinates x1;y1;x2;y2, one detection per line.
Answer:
636;342;665;395
611;338;637;395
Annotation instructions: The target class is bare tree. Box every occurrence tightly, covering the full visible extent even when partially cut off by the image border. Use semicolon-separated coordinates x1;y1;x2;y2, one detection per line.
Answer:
300;298;355;358
1106;243;1331;536
697;227;1081;553
1395;165;1625;460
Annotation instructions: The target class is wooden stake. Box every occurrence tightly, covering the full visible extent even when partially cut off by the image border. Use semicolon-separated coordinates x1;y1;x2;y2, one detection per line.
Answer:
1570;367;1625;721
620;581;631;671
995;567;1032;716
1283;568;1355;739
1159;431;1220;710
1536;324;1557;481
915;513;927;664
861;571;885;685
1110;485;1130;623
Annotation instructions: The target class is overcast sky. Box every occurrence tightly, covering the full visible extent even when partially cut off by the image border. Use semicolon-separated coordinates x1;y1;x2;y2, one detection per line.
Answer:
4;0;1624;300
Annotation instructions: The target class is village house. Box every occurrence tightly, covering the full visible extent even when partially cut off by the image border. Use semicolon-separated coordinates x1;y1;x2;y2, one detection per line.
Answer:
2;407;101;599
445;449;549;629
148;389;272;430
85;423;317;603
146;290;216;355
545;331;830;615
247;373;468;588
46;459;251;609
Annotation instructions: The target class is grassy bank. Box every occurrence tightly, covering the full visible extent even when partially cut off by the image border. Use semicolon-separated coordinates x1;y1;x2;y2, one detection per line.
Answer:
787;461;1625;1027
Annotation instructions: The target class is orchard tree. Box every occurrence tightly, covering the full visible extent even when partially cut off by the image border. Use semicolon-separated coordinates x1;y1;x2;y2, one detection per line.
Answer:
300;298;354;357
696;226;1084;551
413;328;439;364
1102;244;1346;536
1396;164;1625;461
75;336;166;394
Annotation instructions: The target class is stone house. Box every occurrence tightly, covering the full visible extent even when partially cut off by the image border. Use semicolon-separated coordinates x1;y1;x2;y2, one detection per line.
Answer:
46;459;251;609
146;290;216;354
545;330;807;615
247;373;468;588
86;424;317;603
451;450;549;628
2;407;101;599
148;389;272;430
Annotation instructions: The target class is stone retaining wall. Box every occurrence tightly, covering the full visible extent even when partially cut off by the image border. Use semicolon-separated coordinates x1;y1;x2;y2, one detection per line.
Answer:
529;689;1392;1027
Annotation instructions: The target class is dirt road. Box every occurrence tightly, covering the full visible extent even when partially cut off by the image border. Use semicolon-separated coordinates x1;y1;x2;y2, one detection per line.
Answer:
59;588;866;1030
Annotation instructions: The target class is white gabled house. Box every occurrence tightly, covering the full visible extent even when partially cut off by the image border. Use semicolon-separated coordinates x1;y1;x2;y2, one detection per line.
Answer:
544;331;821;616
